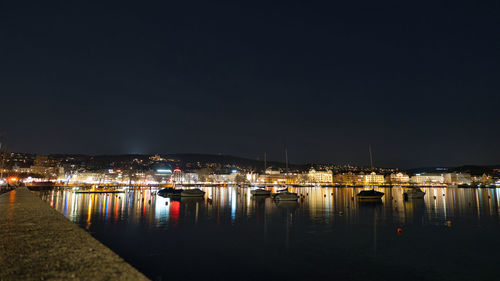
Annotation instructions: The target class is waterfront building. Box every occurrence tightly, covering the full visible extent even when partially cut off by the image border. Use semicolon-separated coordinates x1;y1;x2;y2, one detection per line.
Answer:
363;172;385;185
172;168;183;183
209;173;237;183
246;172;259;183
307;168;333;184
333;172;362;186
153;168;173;183
479;173;494;185
28;155;64;180
71;172;102;184
411;173;444;185
258;173;280;184
258;172;297;185
30;165;64;180
182;172;199;183
386;172;410;185
443;173;472;185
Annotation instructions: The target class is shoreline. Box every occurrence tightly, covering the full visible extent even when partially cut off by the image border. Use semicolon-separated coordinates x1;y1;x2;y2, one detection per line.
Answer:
0;187;150;280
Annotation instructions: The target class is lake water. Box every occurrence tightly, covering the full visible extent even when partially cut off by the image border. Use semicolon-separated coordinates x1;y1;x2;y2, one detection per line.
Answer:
37;187;500;281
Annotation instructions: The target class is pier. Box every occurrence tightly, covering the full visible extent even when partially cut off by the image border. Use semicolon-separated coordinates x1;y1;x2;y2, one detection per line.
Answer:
0;187;149;280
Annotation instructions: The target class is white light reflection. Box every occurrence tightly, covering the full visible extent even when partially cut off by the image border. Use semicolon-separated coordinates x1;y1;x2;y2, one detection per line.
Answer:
155;195;170;226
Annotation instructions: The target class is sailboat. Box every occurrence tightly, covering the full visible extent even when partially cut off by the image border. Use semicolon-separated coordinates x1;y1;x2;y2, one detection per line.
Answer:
357;189;385;200
274;191;299;201
357;145;384;200
273;147;298;201
403;187;425;200
251;188;271;196
181;188;205;197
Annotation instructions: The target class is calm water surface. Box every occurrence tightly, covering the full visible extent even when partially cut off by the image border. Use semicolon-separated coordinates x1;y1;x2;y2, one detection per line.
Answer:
37;187;500;281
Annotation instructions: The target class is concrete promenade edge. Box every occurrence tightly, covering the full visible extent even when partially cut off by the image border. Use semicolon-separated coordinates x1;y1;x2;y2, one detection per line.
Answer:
0;187;150;281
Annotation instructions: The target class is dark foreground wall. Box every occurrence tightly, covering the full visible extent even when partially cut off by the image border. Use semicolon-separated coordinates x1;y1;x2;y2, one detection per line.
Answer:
0;187;149;280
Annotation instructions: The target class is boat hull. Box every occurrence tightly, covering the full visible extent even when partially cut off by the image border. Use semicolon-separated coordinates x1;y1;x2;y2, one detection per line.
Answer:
357;195;384;200
275;197;298;201
181;189;206;197
458;184;477;188
274;192;298;201
157;188;183;197
251;190;271;196
357;190;384;201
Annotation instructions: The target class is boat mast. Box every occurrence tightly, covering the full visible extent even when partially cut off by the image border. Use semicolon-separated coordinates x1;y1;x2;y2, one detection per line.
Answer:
369;144;373;171
284;147;289;185
285;148;288;173
264;152;267;171
369;144;374;189
0;136;4;183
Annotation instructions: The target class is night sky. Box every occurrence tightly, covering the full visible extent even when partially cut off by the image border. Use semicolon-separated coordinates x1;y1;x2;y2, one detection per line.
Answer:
1;1;499;168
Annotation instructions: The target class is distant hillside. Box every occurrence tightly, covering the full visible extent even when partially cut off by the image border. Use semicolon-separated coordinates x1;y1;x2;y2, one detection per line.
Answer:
166;153;301;171
43;153;298;172
405;165;500;176
17;152;498;175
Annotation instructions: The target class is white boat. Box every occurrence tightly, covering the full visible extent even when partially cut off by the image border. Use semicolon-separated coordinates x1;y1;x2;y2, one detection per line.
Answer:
251;188;271;196
403;188;425;199
181;188;206;197
274;191;298;201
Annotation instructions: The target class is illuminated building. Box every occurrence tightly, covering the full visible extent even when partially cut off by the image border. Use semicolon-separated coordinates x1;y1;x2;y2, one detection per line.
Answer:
182;173;199;183
149;155;166;162
363;172;385;185
30;166;64;180
443;173;472;185
479;173;494;185
386;172;410;185
209;173;237;183
246;172;259;183
71;172;101;184
258;173;298;184
411;174;444;185
29;155;64;180
333;172;361;186
12;165;31;173
265;167;281;175
154;168;172;183
307;168;333;183
172;168;183;183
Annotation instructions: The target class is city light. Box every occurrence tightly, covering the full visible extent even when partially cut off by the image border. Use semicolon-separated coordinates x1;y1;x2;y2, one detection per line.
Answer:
157;169;172;173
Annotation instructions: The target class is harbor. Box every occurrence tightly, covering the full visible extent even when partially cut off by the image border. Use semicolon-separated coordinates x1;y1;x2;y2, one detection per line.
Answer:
2;0;499;279
29;185;500;281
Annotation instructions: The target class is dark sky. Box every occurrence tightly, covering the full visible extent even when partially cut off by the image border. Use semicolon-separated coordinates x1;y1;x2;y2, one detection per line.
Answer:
1;0;499;168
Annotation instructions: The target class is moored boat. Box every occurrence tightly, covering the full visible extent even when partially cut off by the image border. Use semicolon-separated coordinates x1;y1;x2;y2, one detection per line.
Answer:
180;188;206;197
158;188;183;197
251;188;271;196
274;191;299;201
272;187;289;198
458;184;477;188
357;189;384;200
403;188;425;200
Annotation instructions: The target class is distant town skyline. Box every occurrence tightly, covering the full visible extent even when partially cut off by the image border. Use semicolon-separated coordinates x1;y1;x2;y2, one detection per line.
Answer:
3;151;500;170
1;1;499;168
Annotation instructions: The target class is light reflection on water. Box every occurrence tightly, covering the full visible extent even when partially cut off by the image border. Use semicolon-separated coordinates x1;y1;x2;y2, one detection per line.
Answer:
38;187;500;281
